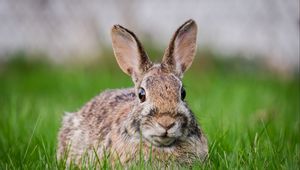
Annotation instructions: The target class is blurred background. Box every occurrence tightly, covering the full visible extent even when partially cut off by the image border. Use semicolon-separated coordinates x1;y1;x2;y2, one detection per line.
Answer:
0;0;299;74
0;0;299;169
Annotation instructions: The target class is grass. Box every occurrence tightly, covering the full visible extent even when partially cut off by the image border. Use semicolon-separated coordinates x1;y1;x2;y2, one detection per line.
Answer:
0;52;299;169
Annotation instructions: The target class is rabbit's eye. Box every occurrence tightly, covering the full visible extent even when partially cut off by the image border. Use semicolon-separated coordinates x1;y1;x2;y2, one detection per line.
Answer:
138;87;146;102
181;87;186;100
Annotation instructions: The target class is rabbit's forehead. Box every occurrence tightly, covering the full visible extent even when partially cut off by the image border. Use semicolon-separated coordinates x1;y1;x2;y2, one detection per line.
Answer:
140;73;182;107
141;64;181;88
143;74;181;90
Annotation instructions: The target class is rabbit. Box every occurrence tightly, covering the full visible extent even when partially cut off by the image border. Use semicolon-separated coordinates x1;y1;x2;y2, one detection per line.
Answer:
57;19;208;167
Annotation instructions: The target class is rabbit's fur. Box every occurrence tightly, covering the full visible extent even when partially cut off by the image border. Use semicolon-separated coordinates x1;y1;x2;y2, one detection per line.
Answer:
57;19;208;166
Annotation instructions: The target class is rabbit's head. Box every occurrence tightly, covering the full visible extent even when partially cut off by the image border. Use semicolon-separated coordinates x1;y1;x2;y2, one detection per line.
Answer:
111;20;198;147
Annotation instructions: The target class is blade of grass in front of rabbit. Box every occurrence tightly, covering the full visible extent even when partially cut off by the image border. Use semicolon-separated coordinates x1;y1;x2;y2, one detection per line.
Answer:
139;129;145;168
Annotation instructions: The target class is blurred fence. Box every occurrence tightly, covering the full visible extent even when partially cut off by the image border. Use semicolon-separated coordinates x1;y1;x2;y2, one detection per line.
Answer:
0;0;299;72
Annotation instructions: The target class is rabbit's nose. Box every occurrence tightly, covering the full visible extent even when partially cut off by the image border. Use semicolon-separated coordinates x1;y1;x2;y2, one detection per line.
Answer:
157;116;176;130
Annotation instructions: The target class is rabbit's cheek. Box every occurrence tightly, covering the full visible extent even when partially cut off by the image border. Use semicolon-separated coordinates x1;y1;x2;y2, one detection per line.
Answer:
176;103;192;121
179;129;189;140
139;104;155;116
141;128;156;143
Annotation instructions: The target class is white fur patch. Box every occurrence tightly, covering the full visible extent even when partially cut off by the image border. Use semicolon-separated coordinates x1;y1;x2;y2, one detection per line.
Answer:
176;102;191;121
140;103;155;116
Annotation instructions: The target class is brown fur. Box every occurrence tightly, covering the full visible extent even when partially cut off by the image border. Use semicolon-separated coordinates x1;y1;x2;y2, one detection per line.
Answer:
57;19;208;167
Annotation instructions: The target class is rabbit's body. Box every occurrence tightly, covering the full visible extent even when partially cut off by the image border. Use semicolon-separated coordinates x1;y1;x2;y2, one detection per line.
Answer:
57;19;208;166
57;88;136;164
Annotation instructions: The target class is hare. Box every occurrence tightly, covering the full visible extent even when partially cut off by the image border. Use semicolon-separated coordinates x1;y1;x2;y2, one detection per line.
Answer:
57;19;208;167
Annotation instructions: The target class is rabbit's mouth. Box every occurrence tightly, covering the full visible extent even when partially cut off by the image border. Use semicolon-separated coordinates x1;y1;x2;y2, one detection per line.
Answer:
148;136;177;147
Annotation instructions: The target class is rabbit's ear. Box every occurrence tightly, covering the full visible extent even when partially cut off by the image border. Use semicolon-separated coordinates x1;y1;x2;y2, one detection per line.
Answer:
111;25;152;80
162;19;197;77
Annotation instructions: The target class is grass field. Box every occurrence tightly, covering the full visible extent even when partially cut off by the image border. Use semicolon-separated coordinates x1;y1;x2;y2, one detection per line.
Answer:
0;53;299;169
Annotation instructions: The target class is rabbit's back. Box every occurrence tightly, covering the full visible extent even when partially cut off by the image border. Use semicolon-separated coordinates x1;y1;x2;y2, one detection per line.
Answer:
57;88;136;162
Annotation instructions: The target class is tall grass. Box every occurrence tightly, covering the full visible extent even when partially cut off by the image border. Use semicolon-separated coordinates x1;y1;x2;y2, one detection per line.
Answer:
0;53;299;169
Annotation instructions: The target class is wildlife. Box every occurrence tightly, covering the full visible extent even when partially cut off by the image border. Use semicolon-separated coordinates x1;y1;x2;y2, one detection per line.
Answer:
57;19;208;167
